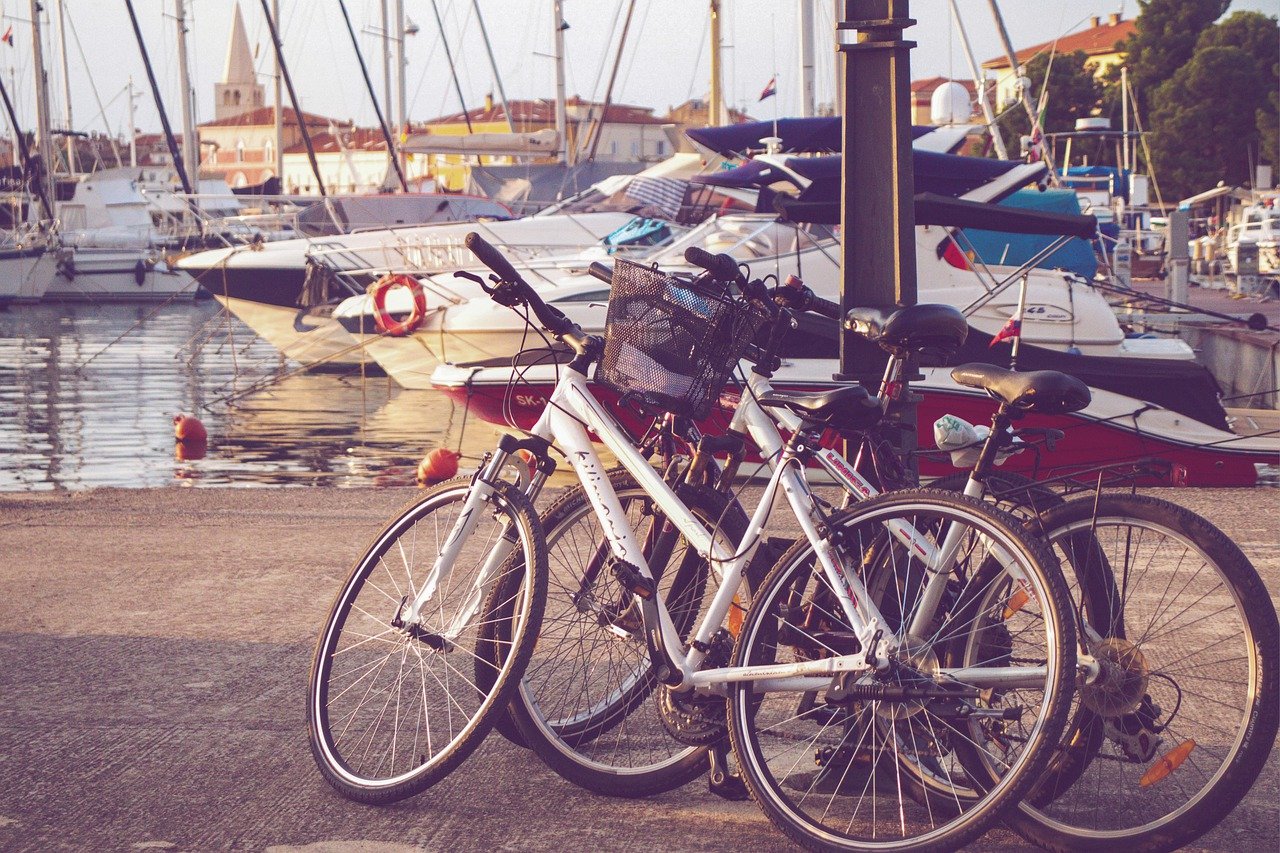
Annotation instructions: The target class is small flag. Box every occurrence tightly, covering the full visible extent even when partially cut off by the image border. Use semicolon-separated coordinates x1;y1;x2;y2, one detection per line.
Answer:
2;26;14;47
758;75;776;102
989;317;1021;348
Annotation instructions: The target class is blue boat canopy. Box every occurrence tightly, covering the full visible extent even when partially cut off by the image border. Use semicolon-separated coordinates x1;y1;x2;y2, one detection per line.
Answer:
685;118;936;157
694;151;1031;203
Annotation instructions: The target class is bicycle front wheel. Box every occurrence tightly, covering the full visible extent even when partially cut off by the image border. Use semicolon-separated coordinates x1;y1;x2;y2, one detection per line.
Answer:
1009;493;1280;852
728;489;1076;852
307;477;548;804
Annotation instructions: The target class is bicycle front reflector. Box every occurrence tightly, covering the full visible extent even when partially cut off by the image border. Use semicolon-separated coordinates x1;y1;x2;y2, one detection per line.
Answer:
1140;739;1196;787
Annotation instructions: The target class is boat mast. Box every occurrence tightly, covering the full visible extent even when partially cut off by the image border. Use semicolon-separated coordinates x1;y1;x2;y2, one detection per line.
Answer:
553;0;568;164
336;0;408;191
394;0;406;138
273;0;284;183
29;0;56;209
380;0;392;124
985;0;1055;176
0;67;53;219
52;0;75;175
1121;64;1130;173
123;0;193;192
258;0;326;196
473;1;513;133
174;0;200;190
947;0;1007;158
126;78;138;167
798;0;815;118
709;0;724;126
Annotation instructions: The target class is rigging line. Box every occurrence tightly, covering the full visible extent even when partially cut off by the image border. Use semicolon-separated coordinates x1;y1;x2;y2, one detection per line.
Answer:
259;0;326;197
616;0;653;106
428;0;472;132
585;0;637;162
587;0;626;106
684;12;709;102
336;0;408;191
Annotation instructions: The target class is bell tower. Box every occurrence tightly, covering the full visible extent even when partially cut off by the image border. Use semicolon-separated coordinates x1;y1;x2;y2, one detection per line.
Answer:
214;2;264;120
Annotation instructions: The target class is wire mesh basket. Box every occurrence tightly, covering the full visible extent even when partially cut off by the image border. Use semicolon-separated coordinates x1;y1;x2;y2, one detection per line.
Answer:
596;259;768;420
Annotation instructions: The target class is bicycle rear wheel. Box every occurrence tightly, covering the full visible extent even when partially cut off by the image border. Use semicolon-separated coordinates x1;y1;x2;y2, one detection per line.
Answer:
1008;493;1280;852
728;489;1076;852
492;469;750;797
307;478;548;804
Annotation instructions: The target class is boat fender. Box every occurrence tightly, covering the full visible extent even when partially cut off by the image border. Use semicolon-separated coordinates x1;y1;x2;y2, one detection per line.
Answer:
417;448;460;485
370;273;427;336
134;259;148;287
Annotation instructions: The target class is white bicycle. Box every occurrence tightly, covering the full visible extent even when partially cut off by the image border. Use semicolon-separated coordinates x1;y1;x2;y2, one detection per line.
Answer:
395;233;1078;851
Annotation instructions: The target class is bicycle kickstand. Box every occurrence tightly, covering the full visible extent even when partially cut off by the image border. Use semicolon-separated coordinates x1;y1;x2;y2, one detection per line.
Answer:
707;740;749;801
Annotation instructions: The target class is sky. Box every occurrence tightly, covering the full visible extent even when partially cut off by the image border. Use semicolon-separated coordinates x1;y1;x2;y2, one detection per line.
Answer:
0;0;1275;140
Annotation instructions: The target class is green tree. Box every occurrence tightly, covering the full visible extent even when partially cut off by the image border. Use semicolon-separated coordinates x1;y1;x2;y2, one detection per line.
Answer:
1122;0;1231;114
1197;10;1280;175
1149;45;1267;197
999;51;1103;159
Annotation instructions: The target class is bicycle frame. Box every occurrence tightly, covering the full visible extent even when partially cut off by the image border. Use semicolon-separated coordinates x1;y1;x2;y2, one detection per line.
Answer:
407;356;1056;696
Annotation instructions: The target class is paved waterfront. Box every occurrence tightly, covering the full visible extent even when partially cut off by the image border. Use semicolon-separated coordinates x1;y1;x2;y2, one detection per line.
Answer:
1;487;1276;852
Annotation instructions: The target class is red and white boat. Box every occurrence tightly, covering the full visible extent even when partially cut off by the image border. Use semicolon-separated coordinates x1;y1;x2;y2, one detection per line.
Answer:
429;356;1279;488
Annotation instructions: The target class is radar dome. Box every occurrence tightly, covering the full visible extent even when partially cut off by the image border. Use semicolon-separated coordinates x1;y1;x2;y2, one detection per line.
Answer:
930;81;972;126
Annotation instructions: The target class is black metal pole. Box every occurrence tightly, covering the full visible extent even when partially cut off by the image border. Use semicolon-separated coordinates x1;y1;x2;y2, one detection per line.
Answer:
0;72;52;220
336;0;409;192
123;0;192;193
429;0;472;133
259;0;327;197
838;1;918;469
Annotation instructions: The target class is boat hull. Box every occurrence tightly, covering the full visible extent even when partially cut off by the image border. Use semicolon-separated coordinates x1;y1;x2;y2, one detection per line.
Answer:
430;361;1278;487
213;295;377;370
45;249;196;301
0;248;55;303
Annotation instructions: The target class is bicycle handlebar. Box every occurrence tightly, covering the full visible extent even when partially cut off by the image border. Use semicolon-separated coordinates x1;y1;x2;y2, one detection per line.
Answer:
463;231;521;284
683;246;740;282
587;261;613;285
463;231;585;344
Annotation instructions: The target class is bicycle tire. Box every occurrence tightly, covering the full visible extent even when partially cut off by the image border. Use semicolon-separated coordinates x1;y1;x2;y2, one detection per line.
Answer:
491;469;751;797
307;477;548;804
1007;493;1280;852
728;489;1077;852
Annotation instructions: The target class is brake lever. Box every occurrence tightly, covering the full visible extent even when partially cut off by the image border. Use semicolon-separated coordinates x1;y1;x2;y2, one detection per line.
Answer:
454;269;504;298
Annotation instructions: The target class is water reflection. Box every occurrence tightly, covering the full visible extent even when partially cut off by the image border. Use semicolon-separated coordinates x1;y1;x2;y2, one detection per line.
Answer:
0;302;484;490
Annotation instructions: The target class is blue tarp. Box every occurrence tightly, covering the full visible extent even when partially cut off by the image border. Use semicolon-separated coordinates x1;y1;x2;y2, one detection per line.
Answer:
1060;166;1130;201
956;188;1098;278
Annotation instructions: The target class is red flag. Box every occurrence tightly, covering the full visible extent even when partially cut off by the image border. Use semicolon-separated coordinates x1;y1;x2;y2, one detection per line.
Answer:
2;26;14;47
989;317;1021;348
758;75;777;102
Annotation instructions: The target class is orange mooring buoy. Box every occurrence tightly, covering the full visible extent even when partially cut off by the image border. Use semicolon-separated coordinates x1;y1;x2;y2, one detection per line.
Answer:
417;448;460;485
173;414;208;444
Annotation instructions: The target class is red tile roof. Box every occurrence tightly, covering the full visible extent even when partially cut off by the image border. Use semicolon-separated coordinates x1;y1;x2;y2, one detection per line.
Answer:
982;16;1136;68
199;106;348;129
911;76;977;95
428;97;665;126
283;127;392;154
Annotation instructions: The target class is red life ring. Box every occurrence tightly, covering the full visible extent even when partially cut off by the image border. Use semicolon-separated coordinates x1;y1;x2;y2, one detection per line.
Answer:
370;273;427;336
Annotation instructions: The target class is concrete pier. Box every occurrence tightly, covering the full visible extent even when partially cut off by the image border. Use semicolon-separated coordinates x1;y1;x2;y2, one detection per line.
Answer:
1;487;1277;851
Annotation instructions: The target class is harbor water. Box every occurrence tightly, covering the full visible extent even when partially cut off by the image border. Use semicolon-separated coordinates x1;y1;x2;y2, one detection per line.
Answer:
0;301;480;490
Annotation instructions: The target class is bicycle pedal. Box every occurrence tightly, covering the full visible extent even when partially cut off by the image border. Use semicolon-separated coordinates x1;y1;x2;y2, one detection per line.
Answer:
707;744;749;802
609;559;656;600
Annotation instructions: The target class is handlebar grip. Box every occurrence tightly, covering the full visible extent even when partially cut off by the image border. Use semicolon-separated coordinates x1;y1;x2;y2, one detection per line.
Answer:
808;296;841;321
587;261;614;284
464;231;522;283
683;246;740;282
